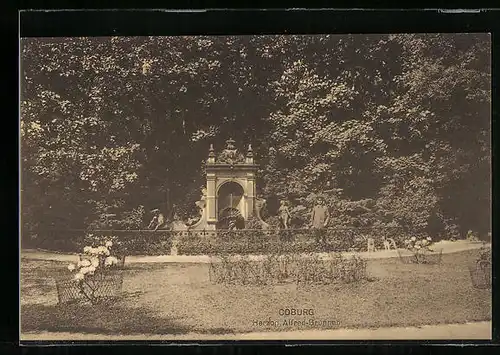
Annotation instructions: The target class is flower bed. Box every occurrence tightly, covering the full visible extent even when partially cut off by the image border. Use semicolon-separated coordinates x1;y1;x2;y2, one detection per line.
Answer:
208;252;369;286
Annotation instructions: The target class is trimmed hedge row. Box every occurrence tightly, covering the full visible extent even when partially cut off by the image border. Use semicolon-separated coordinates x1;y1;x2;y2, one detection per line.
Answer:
24;230;174;256
177;239;326;255
176;228;410;255
25;227;419;256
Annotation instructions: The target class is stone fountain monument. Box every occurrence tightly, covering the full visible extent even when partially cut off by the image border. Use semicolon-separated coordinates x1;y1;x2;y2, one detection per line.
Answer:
189;138;268;230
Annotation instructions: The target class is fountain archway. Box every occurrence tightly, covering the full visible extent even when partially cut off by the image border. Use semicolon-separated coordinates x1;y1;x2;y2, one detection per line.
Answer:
217;181;244;218
188;138;269;230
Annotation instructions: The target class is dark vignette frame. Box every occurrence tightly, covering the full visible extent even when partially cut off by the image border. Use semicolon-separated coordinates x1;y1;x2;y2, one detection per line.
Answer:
6;6;499;353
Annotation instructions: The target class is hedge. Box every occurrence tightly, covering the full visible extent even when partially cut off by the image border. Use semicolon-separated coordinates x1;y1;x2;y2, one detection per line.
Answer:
177;238;325;256
24;230;174;256
24;227;420;256
176;227;411;255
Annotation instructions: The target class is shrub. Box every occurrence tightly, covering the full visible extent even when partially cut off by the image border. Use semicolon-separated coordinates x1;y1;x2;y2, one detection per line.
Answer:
32;230;85;253
177;237;321;256
477;245;491;264
264;216;281;229
208;251;369;286
83;233;128;257
399;235;442;264
245;216;263;229
295;253;368;285
83;231;174;256
466;230;480;242
469;245;491;289
88;205;146;230
444;222;461;240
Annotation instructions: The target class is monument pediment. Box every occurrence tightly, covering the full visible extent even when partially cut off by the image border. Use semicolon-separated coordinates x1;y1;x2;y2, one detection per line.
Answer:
207;138;255;166
216;138;246;165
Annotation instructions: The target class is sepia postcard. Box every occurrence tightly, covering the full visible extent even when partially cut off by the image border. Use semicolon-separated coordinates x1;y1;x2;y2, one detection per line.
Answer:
20;31;492;342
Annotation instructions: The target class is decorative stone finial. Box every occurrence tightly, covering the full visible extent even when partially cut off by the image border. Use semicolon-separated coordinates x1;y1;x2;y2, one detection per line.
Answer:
245;144;254;163
207;143;216;163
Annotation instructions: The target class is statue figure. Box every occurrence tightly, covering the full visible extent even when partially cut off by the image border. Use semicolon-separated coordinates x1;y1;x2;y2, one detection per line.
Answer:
278;200;292;229
310;197;330;244
194;187;207;216
148;209;165;231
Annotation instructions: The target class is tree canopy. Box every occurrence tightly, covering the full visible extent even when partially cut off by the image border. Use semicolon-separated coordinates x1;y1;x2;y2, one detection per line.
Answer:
20;34;491;238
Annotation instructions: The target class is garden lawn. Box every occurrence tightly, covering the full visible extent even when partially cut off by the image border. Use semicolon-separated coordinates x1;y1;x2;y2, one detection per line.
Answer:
21;249;491;336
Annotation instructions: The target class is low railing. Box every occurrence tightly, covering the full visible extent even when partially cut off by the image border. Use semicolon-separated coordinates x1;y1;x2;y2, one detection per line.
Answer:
22;226;425;256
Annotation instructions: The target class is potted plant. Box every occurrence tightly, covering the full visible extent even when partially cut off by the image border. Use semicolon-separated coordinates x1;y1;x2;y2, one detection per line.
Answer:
56;240;123;305
469;245;491;289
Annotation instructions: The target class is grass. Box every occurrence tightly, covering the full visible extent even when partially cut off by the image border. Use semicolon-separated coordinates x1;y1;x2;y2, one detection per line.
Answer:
21;249;491;335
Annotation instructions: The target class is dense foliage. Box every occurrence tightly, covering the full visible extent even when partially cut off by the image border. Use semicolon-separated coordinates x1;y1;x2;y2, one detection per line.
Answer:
21;34;491;241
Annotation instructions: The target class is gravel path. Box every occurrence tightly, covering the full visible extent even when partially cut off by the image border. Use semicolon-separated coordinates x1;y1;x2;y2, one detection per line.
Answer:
21;321;491;341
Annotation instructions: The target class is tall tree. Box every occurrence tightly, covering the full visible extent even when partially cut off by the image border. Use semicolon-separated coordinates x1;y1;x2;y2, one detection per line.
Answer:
20;34;491;238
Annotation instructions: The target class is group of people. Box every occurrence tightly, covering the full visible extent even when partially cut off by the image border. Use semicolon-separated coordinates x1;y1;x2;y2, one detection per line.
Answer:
278;198;330;228
278;197;330;244
147;197;331;243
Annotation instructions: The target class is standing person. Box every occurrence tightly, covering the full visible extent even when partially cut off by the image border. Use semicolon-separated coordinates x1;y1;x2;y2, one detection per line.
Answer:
310;197;330;244
278;200;292;229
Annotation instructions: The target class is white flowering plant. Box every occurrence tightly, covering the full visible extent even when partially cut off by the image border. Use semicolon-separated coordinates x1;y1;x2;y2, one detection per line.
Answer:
466;230;480;242
66;240;121;304
403;236;435;263
83;233;128;256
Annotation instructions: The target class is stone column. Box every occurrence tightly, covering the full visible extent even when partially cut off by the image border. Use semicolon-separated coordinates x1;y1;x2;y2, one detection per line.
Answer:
246;172;255;218
240;194;247;220
206;173;217;223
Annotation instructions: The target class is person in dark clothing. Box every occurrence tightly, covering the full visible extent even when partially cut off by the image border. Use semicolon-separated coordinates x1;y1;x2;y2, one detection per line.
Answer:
310;197;330;244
